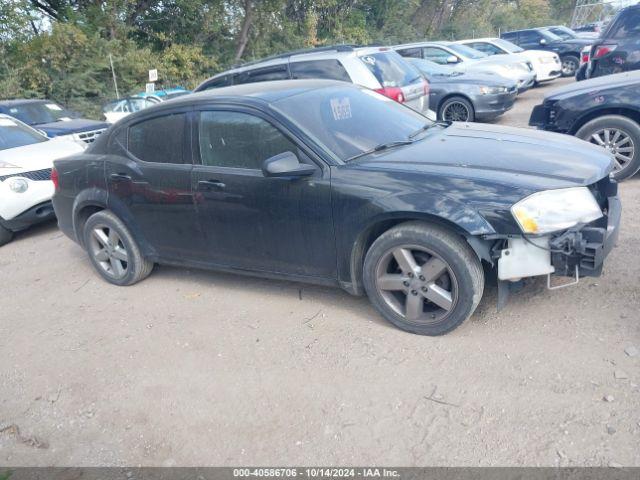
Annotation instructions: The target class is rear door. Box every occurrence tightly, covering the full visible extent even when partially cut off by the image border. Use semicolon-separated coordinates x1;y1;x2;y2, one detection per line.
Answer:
105;108;204;261
191;107;336;277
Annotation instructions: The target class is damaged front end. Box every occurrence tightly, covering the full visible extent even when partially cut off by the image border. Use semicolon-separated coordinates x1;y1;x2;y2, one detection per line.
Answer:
489;175;621;307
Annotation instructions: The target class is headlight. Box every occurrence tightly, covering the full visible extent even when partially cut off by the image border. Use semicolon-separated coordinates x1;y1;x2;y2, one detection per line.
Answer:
511;187;602;234
479;86;508;95
0;161;19;168
8;177;29;193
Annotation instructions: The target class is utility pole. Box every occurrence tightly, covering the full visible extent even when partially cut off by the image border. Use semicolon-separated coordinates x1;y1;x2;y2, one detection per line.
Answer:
109;53;120;99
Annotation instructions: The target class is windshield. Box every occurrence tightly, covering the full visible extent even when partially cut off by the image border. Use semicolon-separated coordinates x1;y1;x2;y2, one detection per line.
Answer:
549;26;577;40
408;58;459;77
6;101;75;125
492;38;524;53
272;86;431;162
447;44;488;59
0;117;47;151
540;29;563;42
359;51;422;88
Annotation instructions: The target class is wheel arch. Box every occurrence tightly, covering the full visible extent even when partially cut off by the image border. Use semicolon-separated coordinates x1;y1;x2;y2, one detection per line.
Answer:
437;93;475;118
569;107;640;135
347;212;492;296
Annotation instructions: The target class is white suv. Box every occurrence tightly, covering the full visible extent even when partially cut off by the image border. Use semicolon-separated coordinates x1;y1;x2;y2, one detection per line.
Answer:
0;115;85;246
194;45;433;116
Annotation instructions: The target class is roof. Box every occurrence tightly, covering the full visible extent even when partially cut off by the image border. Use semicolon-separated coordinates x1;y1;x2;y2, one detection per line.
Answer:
149;79;351;110
393;41;453;49
0;99;50;107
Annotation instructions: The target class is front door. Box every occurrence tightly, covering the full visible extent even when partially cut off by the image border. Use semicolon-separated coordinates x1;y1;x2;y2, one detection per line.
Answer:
105;110;204;261
191;108;336;278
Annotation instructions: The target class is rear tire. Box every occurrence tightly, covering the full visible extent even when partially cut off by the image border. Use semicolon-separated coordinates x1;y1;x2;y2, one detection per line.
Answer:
560;55;579;77
439;96;475;122
363;222;484;336
83;210;154;286
575;115;640;181
0;223;13;247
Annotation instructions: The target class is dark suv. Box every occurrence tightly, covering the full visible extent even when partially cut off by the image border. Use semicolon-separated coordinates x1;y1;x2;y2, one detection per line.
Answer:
588;5;640;79
501;28;592;76
51;81;620;336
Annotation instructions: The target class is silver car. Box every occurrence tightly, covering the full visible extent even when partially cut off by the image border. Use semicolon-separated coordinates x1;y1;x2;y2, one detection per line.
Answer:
194;45;433;116
394;41;537;93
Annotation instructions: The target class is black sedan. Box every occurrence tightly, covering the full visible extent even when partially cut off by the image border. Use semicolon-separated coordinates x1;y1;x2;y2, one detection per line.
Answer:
529;70;640;180
52;80;620;336
407;58;517;122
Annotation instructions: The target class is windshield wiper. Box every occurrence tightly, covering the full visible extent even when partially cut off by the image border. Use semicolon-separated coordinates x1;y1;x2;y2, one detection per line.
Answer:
407;121;449;140
346;140;414;162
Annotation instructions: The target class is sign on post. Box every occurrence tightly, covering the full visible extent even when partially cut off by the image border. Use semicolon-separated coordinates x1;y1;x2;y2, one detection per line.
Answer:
148;69;158;82
145;83;155;94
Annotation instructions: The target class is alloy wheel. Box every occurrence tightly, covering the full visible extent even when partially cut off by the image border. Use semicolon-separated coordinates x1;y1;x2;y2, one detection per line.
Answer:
443;102;470;122
88;224;129;280
561;59;577;76
375;245;458;325
589;128;635;172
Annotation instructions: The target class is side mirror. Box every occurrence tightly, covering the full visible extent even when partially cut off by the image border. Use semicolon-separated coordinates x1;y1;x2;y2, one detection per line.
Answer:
262;151;316;178
539;38;547;45
446;55;459;64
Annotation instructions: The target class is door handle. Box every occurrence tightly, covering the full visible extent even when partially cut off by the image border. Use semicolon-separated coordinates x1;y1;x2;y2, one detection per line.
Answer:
110;173;131;182
198;180;226;190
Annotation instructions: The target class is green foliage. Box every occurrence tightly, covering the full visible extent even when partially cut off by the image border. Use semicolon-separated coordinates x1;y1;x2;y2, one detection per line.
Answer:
0;0;576;118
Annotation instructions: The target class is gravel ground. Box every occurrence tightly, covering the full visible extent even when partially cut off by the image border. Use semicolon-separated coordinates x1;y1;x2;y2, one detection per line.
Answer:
1;77;639;467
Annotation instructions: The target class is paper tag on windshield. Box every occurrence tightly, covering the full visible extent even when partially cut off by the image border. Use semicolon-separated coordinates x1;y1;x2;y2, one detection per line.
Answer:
330;97;352;121
46;103;63;111
0;118;17;127
59;117;72;121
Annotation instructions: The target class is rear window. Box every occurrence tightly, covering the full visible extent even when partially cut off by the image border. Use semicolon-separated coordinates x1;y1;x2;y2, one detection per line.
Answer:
610;9;640;39
359;52;421;88
128;113;187;164
235;65;289;85
290;60;351;82
0;117;47;151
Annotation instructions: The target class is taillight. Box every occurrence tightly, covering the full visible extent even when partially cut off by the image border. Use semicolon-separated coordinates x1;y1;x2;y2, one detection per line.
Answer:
593;44;617;59
375;86;405;103
51;167;59;190
581;52;590;63
422;78;430;96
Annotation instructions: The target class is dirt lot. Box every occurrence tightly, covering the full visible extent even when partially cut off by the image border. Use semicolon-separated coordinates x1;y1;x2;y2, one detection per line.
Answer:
1;78;639;467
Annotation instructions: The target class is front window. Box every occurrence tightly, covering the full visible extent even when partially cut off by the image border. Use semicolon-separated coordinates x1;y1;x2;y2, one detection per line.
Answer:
271;85;429;162
539;29;562;42
0;117;47;151
359;52;421;88
6;102;75;125
198;111;298;170
447;44;488;60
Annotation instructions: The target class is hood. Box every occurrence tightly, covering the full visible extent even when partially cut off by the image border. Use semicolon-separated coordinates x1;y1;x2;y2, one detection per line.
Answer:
353;122;613;189
0;137;85;175
545;70;640;100
519;50;558;61
36;118;110;136
472;54;527;67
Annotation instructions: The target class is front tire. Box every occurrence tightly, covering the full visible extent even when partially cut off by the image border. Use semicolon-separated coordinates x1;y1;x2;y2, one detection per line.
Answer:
363;222;484;336
560;55;579;77
575;115;640;181
439;96;475;122
83;210;154;286
0;223;13;247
